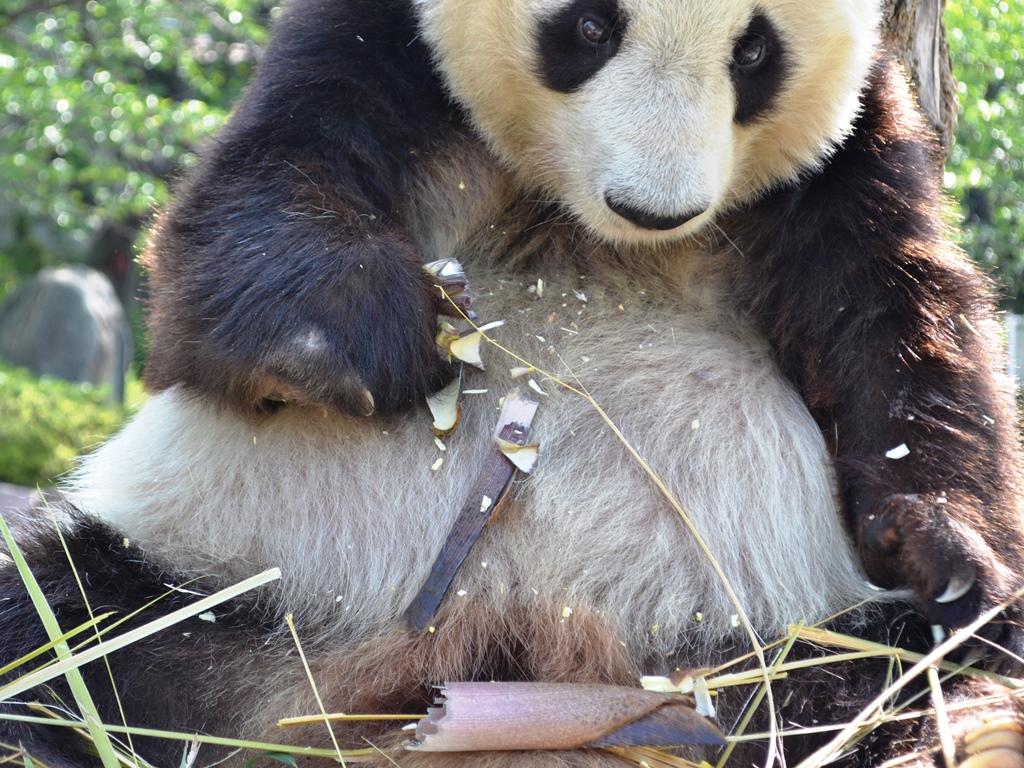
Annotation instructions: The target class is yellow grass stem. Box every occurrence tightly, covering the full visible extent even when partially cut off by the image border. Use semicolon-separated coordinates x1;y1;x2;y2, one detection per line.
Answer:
285;614;347;766
737;691;1021;746
928;665;955;768
714;623;802;767
706;598;880;678
705;649;932;691
279;714;424;728
794;585;1024;768
792;626;1023;687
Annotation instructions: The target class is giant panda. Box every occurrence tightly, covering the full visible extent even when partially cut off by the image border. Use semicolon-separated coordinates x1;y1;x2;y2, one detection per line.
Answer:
3;0;1024;766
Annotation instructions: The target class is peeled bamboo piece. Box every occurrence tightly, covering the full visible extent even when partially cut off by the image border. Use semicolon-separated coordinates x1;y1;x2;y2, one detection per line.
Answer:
406;682;725;752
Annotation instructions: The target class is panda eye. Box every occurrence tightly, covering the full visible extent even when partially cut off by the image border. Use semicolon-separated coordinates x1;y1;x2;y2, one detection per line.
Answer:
578;16;610;45
733;34;767;70
730;12;787;125
537;0;626;93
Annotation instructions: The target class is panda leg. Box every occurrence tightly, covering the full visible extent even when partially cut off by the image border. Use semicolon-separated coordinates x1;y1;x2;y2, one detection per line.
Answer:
0;506;276;768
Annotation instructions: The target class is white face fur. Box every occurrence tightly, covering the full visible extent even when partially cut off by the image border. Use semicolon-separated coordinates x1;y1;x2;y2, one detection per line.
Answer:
415;0;882;244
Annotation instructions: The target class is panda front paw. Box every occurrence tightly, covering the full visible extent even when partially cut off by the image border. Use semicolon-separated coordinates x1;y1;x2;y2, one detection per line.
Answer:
859;492;1024;667
252;259;472;417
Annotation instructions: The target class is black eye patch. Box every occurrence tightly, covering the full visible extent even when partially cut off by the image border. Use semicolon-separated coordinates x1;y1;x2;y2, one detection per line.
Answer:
536;0;626;93
731;12;788;125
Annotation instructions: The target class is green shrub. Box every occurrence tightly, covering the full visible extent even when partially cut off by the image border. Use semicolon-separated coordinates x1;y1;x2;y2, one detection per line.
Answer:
0;363;132;487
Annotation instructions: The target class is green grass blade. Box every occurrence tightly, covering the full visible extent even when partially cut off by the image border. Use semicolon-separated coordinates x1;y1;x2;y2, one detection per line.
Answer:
0;612;115;678
0;511;121;768
0;567;281;703
0;713;374;759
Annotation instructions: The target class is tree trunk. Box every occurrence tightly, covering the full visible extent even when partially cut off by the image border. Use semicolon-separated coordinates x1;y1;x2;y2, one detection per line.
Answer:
882;0;958;157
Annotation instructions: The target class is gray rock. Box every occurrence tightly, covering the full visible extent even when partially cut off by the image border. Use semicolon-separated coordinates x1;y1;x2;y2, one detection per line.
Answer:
0;265;132;401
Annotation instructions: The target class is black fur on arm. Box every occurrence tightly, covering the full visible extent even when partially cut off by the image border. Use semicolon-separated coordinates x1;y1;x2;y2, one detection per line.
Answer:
143;0;467;416
727;58;1024;645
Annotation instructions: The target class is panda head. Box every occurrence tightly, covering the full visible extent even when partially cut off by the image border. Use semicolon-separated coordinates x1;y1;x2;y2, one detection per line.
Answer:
415;0;881;244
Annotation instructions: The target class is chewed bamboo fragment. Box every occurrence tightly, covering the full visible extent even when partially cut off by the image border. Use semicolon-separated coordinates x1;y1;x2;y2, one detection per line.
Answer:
402;388;540;632
494;436;540;474
405;682;725;752
427;375;462;436
439;321;505;369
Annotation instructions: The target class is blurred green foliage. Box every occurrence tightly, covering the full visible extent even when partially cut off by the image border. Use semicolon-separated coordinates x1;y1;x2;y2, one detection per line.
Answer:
945;0;1024;309
0;0;278;265
0;362;131;487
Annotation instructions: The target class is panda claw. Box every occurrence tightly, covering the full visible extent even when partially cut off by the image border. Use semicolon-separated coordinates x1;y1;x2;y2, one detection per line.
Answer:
935;568;976;605
359;388;375;417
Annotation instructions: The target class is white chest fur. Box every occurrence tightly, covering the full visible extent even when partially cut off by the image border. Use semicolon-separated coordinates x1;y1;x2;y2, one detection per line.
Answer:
66;266;880;665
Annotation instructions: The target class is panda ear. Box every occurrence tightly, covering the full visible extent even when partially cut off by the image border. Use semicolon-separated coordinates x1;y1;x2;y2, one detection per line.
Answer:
730;12;789;125
536;0;627;93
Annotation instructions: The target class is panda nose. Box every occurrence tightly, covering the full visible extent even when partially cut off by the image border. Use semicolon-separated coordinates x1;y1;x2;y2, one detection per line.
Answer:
604;195;706;231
